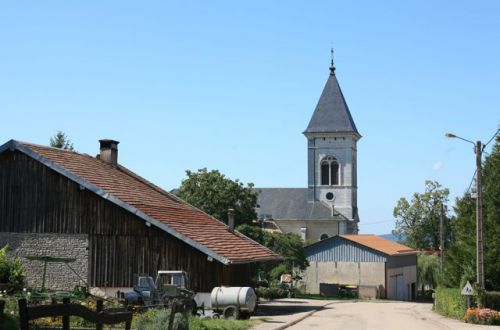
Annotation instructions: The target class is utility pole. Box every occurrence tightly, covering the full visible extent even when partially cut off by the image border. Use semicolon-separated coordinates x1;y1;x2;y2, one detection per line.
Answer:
440;203;445;272
476;140;485;289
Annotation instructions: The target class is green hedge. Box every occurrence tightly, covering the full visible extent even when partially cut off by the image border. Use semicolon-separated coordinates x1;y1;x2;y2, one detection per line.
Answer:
484;291;500;310
434;287;467;319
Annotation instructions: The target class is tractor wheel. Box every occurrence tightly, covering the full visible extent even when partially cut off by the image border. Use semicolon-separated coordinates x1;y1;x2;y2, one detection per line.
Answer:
223;305;240;319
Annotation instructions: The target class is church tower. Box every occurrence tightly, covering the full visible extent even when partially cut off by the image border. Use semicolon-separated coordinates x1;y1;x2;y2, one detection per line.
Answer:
303;53;361;233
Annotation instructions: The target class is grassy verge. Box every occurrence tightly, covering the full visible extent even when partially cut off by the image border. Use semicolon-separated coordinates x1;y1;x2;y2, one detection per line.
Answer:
190;316;259;330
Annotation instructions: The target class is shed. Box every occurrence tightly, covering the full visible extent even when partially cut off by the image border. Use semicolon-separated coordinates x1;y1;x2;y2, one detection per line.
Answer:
303;234;417;300
0;139;280;292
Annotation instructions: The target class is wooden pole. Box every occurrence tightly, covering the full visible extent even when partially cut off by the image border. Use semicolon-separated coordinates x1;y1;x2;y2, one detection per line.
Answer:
18;298;29;330
62;297;70;330
96;299;103;330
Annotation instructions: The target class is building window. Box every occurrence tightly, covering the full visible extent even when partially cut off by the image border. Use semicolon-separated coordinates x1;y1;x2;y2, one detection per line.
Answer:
320;233;329;240
320;156;340;186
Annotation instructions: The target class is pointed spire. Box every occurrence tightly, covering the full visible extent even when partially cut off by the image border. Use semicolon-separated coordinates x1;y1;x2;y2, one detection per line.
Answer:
329;48;336;75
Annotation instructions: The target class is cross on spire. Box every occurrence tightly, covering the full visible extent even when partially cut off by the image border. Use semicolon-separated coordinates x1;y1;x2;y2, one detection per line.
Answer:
330;48;336;75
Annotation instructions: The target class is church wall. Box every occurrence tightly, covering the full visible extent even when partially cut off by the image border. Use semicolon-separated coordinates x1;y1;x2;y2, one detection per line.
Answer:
274;220;340;242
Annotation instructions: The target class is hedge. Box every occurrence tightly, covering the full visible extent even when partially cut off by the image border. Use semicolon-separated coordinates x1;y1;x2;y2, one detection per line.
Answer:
484;292;500;310
434;287;468;319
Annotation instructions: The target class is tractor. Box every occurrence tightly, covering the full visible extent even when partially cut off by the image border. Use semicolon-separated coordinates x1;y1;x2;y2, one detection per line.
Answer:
121;271;197;314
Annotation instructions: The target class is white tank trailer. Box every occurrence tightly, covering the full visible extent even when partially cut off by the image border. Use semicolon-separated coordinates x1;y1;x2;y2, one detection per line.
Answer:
210;287;257;319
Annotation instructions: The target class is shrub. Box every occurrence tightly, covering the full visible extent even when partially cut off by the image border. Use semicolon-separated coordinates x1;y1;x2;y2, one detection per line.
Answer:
189;316;253;330
0;245;25;293
464;307;500;325
256;283;291;300
434;287;467;319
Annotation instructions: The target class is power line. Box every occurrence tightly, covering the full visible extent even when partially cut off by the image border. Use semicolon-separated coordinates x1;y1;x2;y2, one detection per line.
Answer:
484;128;500;148
467;169;477;193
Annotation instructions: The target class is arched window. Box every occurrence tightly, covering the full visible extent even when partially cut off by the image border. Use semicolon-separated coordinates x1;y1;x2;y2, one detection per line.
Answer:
321;161;330;185
320;233;329;240
320;156;340;186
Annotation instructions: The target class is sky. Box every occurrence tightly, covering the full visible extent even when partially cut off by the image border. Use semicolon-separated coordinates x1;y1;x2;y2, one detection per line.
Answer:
0;1;499;235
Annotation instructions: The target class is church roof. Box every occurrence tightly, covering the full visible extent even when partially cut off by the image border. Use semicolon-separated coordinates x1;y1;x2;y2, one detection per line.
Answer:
257;188;349;221
304;67;359;135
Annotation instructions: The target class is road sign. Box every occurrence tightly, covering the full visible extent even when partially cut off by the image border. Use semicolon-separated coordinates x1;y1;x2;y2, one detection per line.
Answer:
461;281;474;296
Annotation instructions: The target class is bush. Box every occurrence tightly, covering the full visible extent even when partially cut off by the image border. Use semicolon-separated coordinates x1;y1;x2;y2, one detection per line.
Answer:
484;292;500;310
0;245;25;293
256;283;290;300
464;307;500;325
135;308;188;330
434;287;467;319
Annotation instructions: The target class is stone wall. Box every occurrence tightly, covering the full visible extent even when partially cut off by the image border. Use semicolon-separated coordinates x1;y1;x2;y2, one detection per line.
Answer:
0;232;88;290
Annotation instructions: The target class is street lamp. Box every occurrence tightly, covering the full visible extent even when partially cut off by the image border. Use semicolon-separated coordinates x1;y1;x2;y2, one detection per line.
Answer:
445;132;484;289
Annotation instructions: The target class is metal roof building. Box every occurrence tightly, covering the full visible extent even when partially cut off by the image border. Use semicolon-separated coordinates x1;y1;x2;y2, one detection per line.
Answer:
302;235;417;300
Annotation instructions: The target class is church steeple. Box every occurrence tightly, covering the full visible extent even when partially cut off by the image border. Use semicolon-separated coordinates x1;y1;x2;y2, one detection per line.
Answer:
303;55;360;233
304;56;359;136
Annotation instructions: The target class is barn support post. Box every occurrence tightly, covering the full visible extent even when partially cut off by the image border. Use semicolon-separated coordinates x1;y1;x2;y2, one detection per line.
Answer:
62;297;70;330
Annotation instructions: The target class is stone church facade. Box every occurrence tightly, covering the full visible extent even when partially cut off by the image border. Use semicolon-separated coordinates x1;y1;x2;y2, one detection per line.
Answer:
257;59;361;242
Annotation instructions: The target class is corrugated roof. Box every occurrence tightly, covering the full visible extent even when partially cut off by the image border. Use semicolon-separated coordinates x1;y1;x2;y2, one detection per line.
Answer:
1;140;280;265
304;70;359;135
340;234;417;256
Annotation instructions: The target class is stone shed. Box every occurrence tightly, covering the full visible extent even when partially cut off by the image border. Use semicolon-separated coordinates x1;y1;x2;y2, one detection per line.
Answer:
303;234;417;300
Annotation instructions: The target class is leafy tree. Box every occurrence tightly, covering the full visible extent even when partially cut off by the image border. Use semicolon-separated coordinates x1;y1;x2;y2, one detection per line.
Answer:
393;181;451;250
237;224;309;281
444;136;500;291
50;131;74;150
175;168;258;226
417;253;441;294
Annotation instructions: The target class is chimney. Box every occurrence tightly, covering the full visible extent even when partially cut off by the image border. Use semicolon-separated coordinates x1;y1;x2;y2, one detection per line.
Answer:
227;209;235;232
99;139;119;167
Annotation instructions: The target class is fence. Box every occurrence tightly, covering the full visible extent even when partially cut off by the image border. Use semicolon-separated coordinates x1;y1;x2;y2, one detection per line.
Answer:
18;297;133;330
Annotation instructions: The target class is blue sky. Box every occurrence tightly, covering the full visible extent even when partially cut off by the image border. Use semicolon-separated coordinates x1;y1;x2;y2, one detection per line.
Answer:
1;1;498;234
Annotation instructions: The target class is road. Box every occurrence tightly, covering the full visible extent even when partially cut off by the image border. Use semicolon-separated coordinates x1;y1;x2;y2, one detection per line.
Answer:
284;301;496;330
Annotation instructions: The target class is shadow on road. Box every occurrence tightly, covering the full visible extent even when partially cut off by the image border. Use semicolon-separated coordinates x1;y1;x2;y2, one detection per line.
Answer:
256;303;325;316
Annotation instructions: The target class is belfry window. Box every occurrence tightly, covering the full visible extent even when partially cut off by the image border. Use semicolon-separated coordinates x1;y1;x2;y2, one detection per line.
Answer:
320;156;340;186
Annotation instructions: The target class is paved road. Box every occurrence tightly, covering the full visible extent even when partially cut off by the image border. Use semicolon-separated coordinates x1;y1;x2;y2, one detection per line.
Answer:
285;301;497;330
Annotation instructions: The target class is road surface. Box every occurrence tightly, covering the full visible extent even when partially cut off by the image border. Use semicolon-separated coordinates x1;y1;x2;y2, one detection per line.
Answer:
285;301;496;330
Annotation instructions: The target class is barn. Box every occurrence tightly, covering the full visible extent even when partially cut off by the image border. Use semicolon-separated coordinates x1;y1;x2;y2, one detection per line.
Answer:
303;234;417;300
0;139;280;293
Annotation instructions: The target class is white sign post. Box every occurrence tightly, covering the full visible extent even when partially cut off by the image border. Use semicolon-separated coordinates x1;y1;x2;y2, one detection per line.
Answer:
461;281;474;308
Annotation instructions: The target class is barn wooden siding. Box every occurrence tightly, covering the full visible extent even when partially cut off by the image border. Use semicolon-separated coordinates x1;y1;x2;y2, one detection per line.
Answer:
0;151;249;291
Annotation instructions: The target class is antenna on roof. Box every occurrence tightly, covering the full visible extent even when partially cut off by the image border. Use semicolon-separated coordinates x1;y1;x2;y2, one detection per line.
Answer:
330;47;336;75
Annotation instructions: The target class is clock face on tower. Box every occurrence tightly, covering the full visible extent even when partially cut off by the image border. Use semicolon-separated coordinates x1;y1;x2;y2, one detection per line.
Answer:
325;192;335;201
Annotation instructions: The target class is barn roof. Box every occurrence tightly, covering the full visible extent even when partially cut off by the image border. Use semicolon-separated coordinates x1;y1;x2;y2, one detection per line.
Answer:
339;235;417;255
306;234;416;256
0;139;281;265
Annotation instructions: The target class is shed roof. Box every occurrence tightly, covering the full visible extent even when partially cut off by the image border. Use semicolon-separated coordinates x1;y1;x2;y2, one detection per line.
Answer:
0;139;280;265
339;234;417;256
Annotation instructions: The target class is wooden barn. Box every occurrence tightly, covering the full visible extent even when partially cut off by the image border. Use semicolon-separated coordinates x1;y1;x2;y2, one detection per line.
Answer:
0;139;280;292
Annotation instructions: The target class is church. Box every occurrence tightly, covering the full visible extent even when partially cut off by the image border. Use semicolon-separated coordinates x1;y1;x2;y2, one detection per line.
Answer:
257;56;361;242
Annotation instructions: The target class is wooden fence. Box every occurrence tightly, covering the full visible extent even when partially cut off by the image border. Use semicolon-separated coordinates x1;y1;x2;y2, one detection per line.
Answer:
18;298;133;330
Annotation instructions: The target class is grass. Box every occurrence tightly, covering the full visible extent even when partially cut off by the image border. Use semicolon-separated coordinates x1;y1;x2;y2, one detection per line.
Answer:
189;316;259;330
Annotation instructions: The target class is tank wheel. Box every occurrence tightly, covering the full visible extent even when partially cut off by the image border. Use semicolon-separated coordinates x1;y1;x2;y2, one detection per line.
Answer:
223;305;240;319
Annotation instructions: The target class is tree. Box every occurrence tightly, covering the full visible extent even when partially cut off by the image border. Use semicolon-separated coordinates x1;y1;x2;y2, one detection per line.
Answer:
444;136;500;291
175;168;258;226
393;180;450;250
50;131;74;150
417;253;441;294
237;224;309;281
